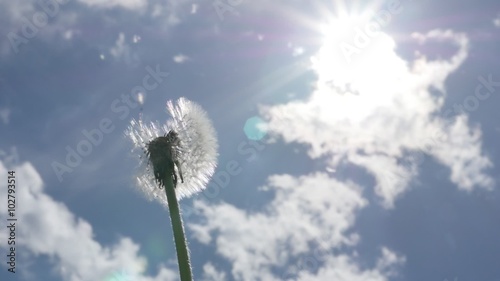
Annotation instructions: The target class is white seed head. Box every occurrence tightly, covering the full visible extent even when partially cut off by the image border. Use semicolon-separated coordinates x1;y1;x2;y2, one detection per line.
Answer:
126;97;218;206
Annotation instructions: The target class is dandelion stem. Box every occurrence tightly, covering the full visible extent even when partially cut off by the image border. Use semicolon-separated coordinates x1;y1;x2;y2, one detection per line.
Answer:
164;174;193;281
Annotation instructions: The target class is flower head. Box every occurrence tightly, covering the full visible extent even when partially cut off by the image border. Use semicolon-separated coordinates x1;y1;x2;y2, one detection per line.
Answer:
126;97;218;205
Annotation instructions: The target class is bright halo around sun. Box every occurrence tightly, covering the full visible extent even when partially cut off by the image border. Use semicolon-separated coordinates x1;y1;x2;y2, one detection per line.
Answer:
309;5;408;121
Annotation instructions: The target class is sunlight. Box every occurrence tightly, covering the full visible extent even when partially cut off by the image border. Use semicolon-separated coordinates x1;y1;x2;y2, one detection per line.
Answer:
309;7;409;122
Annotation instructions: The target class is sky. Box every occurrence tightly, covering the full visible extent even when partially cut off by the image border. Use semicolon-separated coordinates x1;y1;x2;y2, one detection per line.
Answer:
0;0;500;280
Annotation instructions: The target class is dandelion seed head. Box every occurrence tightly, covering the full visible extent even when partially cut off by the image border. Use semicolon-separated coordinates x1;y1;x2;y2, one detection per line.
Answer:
126;97;218;206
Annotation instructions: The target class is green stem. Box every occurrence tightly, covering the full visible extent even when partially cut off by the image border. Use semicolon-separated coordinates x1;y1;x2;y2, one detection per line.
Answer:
164;175;193;281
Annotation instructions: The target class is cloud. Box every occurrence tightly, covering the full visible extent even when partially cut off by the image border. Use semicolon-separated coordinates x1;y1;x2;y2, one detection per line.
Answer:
287;42;305;57
0;0;76;56
190;4;198;14
0;1;36;24
292;47;305;57
350;153;416;207
0;161;178;281
201;262;227;281
260;29;494;207
110;32;140;65
150;1;182;25
430;115;494;190
493;15;500;28
173;54;191;64
0;108;11;124
0;0;186;57
188;28;492;281
110;32;129;58
189;173;404;280
292;249;405;281
77;0;147;10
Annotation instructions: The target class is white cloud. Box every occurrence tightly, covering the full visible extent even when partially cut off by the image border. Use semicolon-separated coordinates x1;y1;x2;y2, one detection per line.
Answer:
151;4;163;17
173;54;191;64
186;27;493;281
77;0;147;10
201;262;226;281
260;29;494;207
110;32;140;65
377;247;406;274
110;32;128;58
191;4;198;14
189;173;403;280
0;108;11;124
430;115;494;190
0;1;36;23
0;1;76;56
150;2;181;25
186;30;489;280
292;47;305;56
293;249;405;281
0;161;178;281
133;34;142;43
493;15;500;27
63;30;74;40
349;154;416;208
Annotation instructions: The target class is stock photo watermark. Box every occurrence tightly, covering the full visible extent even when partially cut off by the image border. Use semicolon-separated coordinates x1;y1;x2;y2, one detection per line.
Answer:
51;65;170;182
1;148;23;274
1;146;20;274
7;0;70;54
6;170;17;274
213;0;243;21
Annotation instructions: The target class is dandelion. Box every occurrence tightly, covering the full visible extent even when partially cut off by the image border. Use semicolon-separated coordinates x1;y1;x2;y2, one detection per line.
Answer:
126;97;218;281
127;97;218;204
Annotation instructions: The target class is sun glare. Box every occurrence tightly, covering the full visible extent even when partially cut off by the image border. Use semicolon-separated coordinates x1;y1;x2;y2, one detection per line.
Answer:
308;5;408;121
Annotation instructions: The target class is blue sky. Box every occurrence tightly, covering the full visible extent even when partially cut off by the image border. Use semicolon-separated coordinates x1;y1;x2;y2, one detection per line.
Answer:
1;0;500;280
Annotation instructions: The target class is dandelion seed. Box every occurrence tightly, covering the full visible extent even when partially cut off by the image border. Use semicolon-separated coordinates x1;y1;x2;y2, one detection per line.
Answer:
126;97;219;206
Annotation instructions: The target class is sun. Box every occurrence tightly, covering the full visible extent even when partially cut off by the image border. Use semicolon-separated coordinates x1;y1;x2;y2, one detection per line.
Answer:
305;3;409;120
232;2;406;120
315;10;394;83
